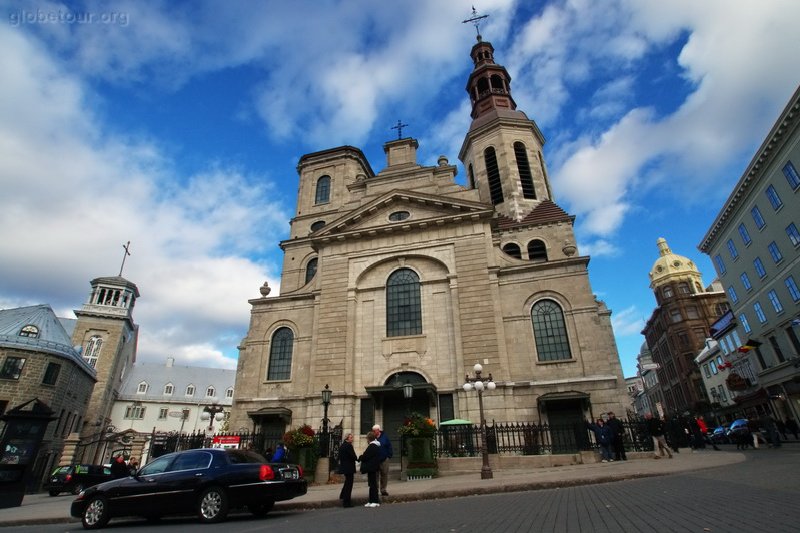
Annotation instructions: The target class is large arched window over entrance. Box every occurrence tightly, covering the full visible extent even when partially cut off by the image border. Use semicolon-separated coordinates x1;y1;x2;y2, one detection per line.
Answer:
386;269;422;337
267;327;294;380
531;299;572;361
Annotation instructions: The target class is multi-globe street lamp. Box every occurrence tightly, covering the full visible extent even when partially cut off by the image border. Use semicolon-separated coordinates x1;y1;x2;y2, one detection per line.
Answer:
463;363;495;479
201;404;225;434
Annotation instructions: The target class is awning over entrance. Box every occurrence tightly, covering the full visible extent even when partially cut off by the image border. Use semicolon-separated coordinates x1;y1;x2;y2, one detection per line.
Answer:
365;382;438;406
536;391;590;404
247;407;292;423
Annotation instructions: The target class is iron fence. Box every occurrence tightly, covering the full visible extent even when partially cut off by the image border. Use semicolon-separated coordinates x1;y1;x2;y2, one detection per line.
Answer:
431;419;653;458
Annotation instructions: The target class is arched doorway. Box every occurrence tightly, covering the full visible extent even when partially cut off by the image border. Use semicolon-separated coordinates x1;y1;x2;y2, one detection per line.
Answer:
366;372;434;464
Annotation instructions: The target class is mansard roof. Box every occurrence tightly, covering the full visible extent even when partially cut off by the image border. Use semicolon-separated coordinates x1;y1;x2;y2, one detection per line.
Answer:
0;304;95;377
118;359;236;404
494;199;574;230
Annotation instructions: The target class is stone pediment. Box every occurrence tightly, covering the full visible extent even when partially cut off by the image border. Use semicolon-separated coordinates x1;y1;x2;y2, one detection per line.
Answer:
312;190;492;242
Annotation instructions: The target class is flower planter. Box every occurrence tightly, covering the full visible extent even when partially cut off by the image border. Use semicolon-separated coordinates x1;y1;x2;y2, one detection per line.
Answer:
405;437;436;478
293;447;316;482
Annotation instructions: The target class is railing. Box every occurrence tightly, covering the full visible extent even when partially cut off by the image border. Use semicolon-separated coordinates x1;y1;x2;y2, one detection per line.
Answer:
431;419;653;458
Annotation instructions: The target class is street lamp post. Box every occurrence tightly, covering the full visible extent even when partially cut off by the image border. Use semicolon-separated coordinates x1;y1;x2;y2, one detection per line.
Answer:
321;384;332;457
201;404;225;434
463;363;495;480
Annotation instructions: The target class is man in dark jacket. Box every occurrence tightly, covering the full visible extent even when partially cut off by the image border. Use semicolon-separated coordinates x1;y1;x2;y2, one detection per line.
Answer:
645;412;673;459
372;424;393;496
605;412;627;461
110;455;129;479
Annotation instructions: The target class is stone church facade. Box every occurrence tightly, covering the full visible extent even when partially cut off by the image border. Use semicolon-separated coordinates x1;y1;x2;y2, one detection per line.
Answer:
231;37;628;445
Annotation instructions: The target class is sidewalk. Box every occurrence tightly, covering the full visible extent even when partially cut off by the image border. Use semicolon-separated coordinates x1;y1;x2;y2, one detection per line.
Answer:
0;450;745;526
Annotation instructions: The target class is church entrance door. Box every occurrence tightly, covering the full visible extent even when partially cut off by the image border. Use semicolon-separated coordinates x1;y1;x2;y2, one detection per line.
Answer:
544;399;586;453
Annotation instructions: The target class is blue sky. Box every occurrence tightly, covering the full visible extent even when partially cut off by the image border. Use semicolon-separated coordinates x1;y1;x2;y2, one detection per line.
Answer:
1;0;799;377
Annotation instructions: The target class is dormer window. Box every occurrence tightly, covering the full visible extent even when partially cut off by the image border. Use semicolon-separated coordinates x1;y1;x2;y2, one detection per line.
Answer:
137;381;148;394
19;325;39;338
206;386;216;397
226;387;234;398
164;383;174;395
186;384;195;396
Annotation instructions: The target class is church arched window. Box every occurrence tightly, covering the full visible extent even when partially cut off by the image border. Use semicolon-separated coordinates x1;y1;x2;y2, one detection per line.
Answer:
267;327;294;380
305;257;318;284
84;335;103;368
315;175;331;204
531;299;572;361
514;142;536;199
386;269;422;337
528;240;548;262
484;147;503;205
502;243;521;259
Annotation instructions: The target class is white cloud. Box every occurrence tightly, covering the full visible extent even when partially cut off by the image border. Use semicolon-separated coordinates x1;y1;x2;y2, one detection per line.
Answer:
0;24;286;368
610;305;645;337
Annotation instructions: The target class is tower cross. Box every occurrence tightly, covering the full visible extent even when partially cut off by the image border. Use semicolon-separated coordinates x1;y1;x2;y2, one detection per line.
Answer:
119;241;131;277
462;6;489;40
391;119;408;140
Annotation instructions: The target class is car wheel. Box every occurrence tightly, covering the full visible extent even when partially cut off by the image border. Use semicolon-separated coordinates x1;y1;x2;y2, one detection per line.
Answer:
82;496;111;530
248;501;275;517
48;490;60;497
72;483;85;495
197;486;229;523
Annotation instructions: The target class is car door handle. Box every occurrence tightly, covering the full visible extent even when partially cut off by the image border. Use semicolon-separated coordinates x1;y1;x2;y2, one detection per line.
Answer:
195;473;203;477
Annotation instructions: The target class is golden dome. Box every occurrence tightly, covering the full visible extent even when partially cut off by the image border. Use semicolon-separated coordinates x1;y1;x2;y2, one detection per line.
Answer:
648;237;702;288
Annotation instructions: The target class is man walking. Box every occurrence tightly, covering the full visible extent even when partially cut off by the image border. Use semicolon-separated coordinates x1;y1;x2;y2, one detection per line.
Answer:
644;412;673;459
372;424;393;496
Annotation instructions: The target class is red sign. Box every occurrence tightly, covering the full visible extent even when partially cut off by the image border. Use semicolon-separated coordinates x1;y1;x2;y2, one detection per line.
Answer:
211;436;241;449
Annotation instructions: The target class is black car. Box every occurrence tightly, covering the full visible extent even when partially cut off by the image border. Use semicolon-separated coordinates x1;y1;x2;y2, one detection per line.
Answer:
70;448;307;529
46;464;112;496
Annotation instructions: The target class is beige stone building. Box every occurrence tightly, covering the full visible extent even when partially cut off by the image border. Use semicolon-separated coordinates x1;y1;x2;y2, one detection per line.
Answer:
232;37;628;451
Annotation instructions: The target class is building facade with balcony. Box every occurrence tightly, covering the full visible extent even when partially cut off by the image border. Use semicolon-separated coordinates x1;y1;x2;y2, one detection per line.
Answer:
699;85;800;425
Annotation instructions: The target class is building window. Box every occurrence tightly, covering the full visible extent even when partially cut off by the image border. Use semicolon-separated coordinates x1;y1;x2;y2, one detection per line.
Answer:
678;283;691;294
315;175;331;204
726;239;738;260
137;382;148;394
310;220;326;232
738;223;752;245
42;362;61;385
686;306;699;319
164;383;174;395
83;335;103;368
19;325;39;338
768;241;783;263
226;387;234;398
767;290;783;313
514;142;536;199
502;243;521;259
484;147;504;205
528;240;548;262
786;223;800;247
714;254;726;275
754;257;767;278
751;206;766;229
388;211;410;222
703;364;711;378
769;336;786;363
739;313;751;334
670;308;683;323
360;398;375;434
765;185;783;210
267;327;294;380
158;408;168;420
386;269;422;337
786;276;800;302
206;386;215;397
710;362;718;375
727;286;739;304
784;161;800;189
186;385;195;396
305;257;318;284
124;405;145;419
740;272;752;291
531;299;572;361
662;286;674;299
753;302;767;324
468;163;476;189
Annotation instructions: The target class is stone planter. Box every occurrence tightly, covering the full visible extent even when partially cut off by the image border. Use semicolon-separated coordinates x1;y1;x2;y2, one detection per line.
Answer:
405;437;436;478
293;447;317;482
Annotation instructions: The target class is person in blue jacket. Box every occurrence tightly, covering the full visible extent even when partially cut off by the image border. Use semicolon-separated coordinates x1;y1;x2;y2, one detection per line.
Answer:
271;442;287;462
586;418;615;462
